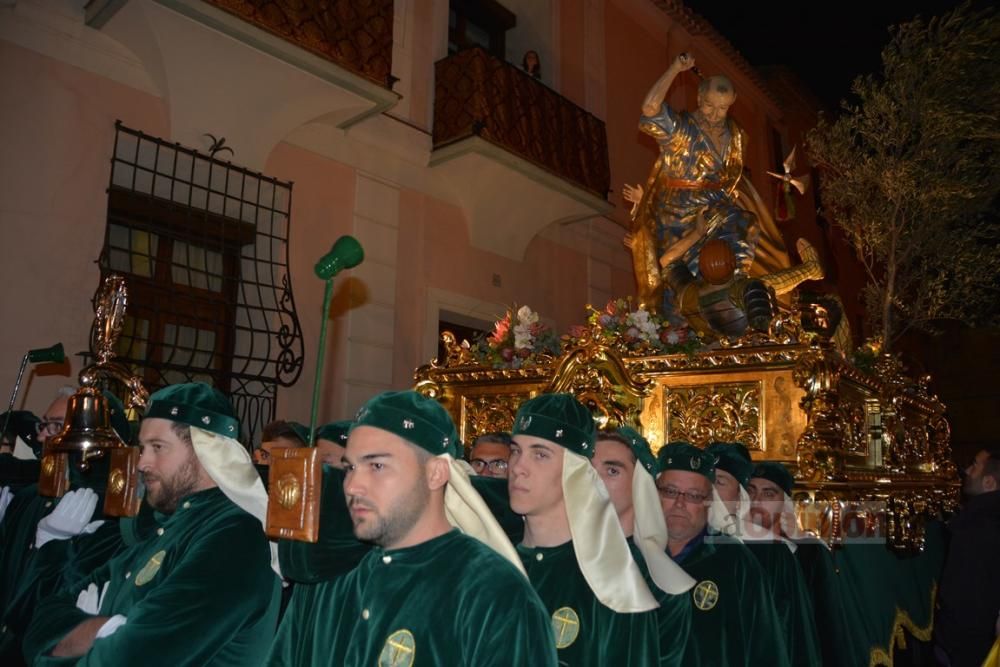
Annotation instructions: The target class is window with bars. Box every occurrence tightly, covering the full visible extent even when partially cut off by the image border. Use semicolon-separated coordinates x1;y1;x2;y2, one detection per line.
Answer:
94;122;305;444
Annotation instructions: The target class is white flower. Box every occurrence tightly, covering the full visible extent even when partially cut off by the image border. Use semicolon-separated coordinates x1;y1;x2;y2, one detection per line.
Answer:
665;330;680;344
513;324;533;350
516;306;539;326
626;308;658;342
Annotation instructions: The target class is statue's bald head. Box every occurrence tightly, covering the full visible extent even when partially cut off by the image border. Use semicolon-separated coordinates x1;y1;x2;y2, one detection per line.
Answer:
698;75;735;97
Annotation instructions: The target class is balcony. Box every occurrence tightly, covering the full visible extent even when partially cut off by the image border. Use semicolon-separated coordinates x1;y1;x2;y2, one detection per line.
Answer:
85;0;399;170
201;0;394;88
431;47;613;261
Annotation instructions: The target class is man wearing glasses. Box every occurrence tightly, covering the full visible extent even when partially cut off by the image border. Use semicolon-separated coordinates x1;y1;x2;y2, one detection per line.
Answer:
655;442;788;667
469;432;512;478
34;386;76;448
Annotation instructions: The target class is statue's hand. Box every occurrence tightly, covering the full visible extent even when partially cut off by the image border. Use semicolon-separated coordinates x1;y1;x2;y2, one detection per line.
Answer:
674;52;696;72
622;183;644;206
623;232;635;250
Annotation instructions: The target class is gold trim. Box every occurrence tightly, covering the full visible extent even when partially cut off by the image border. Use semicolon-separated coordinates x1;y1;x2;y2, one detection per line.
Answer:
868;583;936;667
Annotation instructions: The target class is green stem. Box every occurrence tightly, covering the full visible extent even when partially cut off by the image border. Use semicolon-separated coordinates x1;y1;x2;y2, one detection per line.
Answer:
308;278;336;445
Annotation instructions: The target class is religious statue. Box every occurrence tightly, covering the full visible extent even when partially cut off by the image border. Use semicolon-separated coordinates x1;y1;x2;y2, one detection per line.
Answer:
626;53;795;318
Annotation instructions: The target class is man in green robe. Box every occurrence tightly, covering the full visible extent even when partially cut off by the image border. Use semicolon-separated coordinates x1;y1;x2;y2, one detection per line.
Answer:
23;382;281;666
266;391;556;667
277;420;371;584
509;394;660;666
656;442;789;667
703;441;753;535
593;427;694;666
743;461;821;666
0;391;133;667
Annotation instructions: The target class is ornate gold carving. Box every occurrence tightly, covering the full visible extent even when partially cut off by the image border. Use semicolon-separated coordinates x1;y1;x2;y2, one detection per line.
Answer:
460;393;532;445
546;343;651;429
663;382;760;449
413;326;958;551
793;338;845;481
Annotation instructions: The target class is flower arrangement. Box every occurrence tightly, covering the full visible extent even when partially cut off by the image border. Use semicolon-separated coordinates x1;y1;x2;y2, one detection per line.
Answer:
473;305;561;368
565;298;702;355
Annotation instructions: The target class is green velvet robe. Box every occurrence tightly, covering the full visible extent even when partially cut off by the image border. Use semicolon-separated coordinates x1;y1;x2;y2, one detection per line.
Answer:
277;466;371;583
744;539;821;666
0;465;135;666
627;538;693;667
795;523;944;667
23;487;280;667
267;529;557;666
674;534;790;667
518;541;660;666
469;475;525;545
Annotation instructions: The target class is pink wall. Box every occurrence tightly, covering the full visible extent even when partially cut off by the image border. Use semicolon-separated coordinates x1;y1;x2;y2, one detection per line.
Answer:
262;143;356;425
0;41;168;416
391;191;593;387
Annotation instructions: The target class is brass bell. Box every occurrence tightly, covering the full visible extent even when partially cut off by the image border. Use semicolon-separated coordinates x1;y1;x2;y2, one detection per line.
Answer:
46;386;126;470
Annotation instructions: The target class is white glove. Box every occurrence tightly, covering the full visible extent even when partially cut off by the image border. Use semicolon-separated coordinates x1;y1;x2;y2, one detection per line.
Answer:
0;486;12;523
75;581;111;615
95;614;127;639
36;488;105;548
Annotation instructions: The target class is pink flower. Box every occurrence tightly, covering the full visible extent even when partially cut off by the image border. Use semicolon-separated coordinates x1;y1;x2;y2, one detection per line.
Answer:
567;324;588;338
488;316;511;346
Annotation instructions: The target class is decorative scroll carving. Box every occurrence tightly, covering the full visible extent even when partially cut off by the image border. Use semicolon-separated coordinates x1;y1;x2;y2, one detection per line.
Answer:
662;382;761;449
461;393;532;443
434;47;610;198
205;0;394;87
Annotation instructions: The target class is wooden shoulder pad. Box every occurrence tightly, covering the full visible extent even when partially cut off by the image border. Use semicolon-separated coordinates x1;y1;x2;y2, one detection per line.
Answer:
266;447;322;543
103;447;142;517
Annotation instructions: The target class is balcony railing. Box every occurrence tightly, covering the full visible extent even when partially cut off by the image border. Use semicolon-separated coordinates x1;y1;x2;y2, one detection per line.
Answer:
204;0;394;87
433;48;611;199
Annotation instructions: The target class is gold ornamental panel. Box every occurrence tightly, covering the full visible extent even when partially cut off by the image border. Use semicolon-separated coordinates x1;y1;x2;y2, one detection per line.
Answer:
459;392;535;446
662;381;762;450
643;368;805;459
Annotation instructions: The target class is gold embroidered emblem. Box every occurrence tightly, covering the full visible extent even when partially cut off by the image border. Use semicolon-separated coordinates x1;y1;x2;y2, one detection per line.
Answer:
109;469;126;495
378;629;415;667
276;473;301;510
135;550;166;587
550;607;580;649
693;580;720;611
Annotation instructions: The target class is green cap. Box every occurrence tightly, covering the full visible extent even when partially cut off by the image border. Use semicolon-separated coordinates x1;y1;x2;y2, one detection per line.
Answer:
145;383;240;439
704;441;753;488
351;391;457;455
103;391;132;444
511;393;596;458
750;461;795;496
612;426;656;474
314;420;351;446
656;442;716;482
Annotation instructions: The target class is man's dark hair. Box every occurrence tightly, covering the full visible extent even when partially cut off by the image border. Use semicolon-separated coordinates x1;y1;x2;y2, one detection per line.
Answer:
261;420;307;447
473;432;512;448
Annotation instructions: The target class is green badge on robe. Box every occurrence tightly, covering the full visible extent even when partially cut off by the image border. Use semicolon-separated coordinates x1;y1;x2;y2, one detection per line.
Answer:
550;607;581;649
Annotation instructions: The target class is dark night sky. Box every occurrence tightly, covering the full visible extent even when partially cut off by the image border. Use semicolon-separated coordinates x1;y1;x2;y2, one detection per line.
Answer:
682;0;967;109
